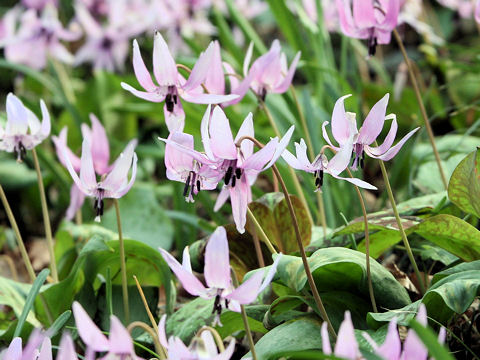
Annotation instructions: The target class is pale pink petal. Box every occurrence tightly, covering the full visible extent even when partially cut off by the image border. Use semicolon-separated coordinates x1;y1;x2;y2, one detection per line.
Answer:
66;184;86;221
381;0;400;30
164;101;186;133
180;92;239;105
243;42;254;77
241;138;278;171
321;322;332;354
272;52;301;94
79;138;97;190
102;141;136;195
204;41;225;95
371;127;419;161
326;139;353;176
377;318;401;360
158;314;168;349
6;93;28;135
164;132;194;181
257;254;282;294
89;114;110;174
120;82;166;103
159;248;207;296
357;94;389;145
204;226;231;290
265;125;295;169
336;0;361;38
153;31;178;86
364;116;398;157
214;187;230;212
183;41;215;92
209;106;237;159
182;247;193;273
56;333;78;360
331;173;377;190
229;176;249;234
72;302;109;352
353;0;376;28
52;128;81;172
211;338;236;360
108;316;134;355
225;271;264;305
330;94;353;145
200;104;215;160
282;148;309;171
132;39;156;92
110;152;137;198
334;311;360;359
38;99;50;139
38;337;52;360
5;338;22;360
476;0;480;23
234;113;255;163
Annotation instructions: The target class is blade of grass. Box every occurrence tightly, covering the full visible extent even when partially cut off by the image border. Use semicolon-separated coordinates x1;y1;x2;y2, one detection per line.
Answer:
47;310;71;337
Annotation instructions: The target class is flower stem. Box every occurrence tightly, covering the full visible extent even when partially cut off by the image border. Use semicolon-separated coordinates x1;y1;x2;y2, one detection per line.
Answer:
197;327;226;352
0;183;36;282
377;156;426;294
246;207;277;255
250;222;265;268
290;85;328;234
345;169;377;313
260;101;314;225
232;270;258;360
113;198;130;323
127;321;165;359
392;29;448;190
238;135;336;339
133;275;159;334
31;148;58;283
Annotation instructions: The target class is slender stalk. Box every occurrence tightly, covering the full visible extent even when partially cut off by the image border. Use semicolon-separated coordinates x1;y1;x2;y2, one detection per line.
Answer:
260;102;314;225
249;222;265;268
133;275;158;334
197;327;226;352
232;271;258;360
345;169;377;313
392;29;448;189
246;207;277;255
127;321;165;360
31;148;58;283
238;136;336;339
290;85;327;234
113;199;130;323
0;183;36;282
377;157;426;294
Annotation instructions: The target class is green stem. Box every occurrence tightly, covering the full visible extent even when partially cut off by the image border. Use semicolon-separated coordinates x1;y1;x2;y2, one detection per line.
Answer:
0;183;36;282
232;271;258;360
127;321;164;359
246;207;277;255
345;169;377;312
31;148;58;283
377;157;426;294
260;101;314;225
392;29;448;190
290;85;328;234
113;199;130;323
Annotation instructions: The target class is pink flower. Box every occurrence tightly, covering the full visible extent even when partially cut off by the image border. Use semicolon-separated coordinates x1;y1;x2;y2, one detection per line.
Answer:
476;0;480;23
62;135;137;221
322;94;419;171
72;301;139;359
1;331;53;360
0;5;80;70
74;1;147;72
56;333;79;360
159;226;281;323
52;114;112;220
121;33;238;132
282;138;377;191
0;93;50;162
437;0;476;19
21;0;58;10
158;315;236;360
336;0;400;56
243;40;301;100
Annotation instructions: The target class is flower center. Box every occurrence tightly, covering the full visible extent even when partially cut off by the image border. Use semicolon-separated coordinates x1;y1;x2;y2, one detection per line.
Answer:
351;143;365;171
165;85;178;113
94;188;105;222
183;170;202;202
368;30;378;57
13;141;26;163
223;160;243;187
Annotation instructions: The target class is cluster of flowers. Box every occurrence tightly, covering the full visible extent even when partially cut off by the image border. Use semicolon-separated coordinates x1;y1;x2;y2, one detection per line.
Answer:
3;0;480;73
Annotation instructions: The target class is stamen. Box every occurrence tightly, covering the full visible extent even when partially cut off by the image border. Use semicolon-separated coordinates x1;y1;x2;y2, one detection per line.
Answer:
224;166;233;185
166;94;174;112
235;168;242;179
196;179;201;193
231;175;237;188
368;36;378;57
183;173;191;197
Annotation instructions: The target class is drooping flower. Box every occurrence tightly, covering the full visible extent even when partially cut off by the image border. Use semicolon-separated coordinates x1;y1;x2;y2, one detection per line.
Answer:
322;94;419;171
336;0;400;56
158;315;236;360
62;135;137;221
243;40;301;100
0;5;80;70
159;226;281;323
72;301;139;359
74;1;147;72
282;138;377;192
52;114;113;220
121;32;238;132
0;93;50;162
1;330;51;360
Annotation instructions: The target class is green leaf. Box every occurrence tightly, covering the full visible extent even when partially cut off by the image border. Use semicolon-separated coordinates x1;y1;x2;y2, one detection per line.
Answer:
101;184;174;251
409;320;454;360
47;310;71;337
14;269;49;337
215;306;268;339
0;154;38;190
447;148;480;218
275;248;411;311
243;317;323;360
166;297;215;343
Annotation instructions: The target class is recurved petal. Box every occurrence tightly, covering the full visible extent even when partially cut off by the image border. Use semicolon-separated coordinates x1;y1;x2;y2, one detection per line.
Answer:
234;112;254;164
4;337;22;360
200;104;215;160
108;316;134;355
353;0;376;28
65;184;86;221
102;140;136;194
357;93;390;145
5;93;28;135
204;41;225;95
330;94;353;145
159;248;207;296
181;92;239;105
52;128;82;172
204;226;231;290
120;82;166;103
183;41;215;92
368;127;419;162
331;173;377;190
38;99;51;139
72;302;109;352
56;333;78;360
79;137;98;191
364;115;398;157
334;311;360;359
132;39;156;92
153;31;178;86
229;176;249;234
37;337;52;360
214;186;230;212
89;114;110;174
257;253;282;294
211;338;236;360
164;131;194;179
264;125;295;170
241;137;278;171
376;318;401;360
225;270;264;305
273;51;301;94
158;315;169;349
326;139;353;176
321;322;332;355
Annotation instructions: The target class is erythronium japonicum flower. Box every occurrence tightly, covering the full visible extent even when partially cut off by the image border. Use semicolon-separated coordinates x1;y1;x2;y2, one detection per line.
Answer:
158;315;236;360
0;93;50;162
321;304;446;359
52;114;114;220
121;32;238;132
322;94;420;171
476;0;480;23
72;301;138;359
282;137;377;192
62;135;137;221
336;0;400;56
159;226;281;323
243;40;300;100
